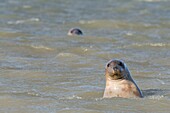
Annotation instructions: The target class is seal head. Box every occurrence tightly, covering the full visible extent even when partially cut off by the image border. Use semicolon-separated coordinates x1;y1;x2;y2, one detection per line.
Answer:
103;59;143;98
105;59;126;80
67;28;83;36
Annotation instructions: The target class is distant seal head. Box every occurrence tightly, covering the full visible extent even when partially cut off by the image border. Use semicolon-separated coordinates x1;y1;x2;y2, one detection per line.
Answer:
103;59;143;98
67;28;83;36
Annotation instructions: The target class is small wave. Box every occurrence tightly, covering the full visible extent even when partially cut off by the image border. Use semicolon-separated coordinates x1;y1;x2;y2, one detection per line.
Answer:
0;90;40;97
22;5;32;9
59;95;82;100
156;79;165;85
31;45;53;50
7;18;40;24
79;20;96;24
140;0;168;2
57;53;79;57
148;95;164;100
134;43;169;47
27;90;40;97
95;97;103;101
121;43;169;48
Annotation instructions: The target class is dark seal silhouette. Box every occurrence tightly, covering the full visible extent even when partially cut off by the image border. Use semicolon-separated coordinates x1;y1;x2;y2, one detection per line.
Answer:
68;28;83;36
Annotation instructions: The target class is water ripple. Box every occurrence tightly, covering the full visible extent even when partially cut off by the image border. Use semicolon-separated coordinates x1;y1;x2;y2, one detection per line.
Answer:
7;18;40;25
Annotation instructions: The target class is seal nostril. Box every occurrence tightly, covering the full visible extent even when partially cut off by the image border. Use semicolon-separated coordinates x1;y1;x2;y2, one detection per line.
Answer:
113;67;118;71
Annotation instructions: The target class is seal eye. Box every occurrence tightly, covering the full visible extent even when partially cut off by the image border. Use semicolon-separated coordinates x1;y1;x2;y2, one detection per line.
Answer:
107;63;110;67
70;30;74;33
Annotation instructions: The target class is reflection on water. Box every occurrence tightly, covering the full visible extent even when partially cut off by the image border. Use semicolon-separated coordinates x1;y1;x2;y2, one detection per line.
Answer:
0;0;170;112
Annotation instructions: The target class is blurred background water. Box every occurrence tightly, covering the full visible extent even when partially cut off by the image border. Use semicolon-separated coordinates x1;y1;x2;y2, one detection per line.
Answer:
0;0;170;112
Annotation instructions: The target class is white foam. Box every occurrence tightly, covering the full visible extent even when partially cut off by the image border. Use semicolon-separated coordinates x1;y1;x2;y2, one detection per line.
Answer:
7;18;40;24
22;5;32;9
148;95;164;100
57;53;77;57
126;32;133;36
141;0;167;2
156;79;165;85
79;20;95;24
31;45;53;50
27;91;40;96
134;43;168;47
59;95;82;100
95;97;103;101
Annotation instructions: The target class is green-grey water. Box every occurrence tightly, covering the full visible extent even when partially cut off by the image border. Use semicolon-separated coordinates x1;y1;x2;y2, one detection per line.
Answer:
0;0;170;112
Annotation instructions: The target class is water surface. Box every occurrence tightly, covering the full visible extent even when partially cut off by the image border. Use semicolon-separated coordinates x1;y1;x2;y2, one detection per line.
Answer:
0;0;170;112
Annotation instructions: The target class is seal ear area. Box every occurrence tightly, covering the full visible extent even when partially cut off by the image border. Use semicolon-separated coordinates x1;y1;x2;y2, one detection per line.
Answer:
118;61;126;69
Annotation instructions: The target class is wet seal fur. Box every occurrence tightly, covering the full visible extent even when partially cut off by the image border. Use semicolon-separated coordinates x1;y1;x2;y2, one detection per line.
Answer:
67;28;83;36
103;59;143;98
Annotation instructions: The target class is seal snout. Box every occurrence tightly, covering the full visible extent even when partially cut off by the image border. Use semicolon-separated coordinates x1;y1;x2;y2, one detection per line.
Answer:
113;66;122;73
113;66;119;72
